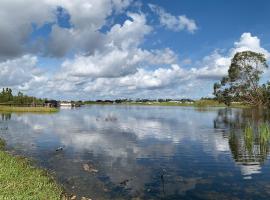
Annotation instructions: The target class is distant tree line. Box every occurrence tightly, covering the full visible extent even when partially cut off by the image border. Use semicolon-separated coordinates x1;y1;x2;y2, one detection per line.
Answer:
0;88;45;106
83;98;195;104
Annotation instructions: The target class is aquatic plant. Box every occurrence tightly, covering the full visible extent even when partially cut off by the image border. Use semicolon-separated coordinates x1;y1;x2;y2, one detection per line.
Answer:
244;123;254;154
0;138;5;150
259;123;270;143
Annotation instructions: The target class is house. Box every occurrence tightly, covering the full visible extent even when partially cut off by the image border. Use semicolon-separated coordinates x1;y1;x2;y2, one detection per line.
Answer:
60;102;73;107
60;101;81;107
44;100;59;107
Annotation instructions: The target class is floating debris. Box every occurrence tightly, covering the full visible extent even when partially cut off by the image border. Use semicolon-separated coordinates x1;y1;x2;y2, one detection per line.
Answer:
82;163;98;173
104;116;117;122
56;146;64;151
119;179;130;186
81;197;92;200
70;195;76;200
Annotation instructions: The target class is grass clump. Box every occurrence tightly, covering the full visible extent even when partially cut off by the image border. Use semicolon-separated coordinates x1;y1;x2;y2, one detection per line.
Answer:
259;123;270;143
242;122;270;155
0;106;58;113
244;123;254;153
0;138;63;200
0;139;5;150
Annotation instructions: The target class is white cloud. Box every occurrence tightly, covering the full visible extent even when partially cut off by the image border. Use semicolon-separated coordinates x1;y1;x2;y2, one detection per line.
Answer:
0;0;133;59
192;32;270;80
0;1;269;100
107;12;152;49
31;33;270;99
55;13;177;80
0;0;55;59
118;64;187;90
0;55;47;90
233;32;270;58
149;4;197;33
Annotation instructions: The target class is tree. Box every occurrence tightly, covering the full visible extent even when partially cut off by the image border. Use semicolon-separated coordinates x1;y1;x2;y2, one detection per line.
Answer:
213;51;268;106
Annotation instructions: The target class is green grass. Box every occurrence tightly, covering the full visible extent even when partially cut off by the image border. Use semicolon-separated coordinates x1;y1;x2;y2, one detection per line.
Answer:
0;106;58;113
110;100;249;108
0;138;63;200
241;123;270;155
259;123;270;143
244;123;254;153
83;99;250;108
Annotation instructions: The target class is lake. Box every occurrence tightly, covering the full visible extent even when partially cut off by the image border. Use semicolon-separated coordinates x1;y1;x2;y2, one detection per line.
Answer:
1;105;270;199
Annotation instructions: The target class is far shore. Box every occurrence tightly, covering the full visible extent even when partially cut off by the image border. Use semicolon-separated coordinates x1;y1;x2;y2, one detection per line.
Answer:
83;100;249;109
0;100;250;114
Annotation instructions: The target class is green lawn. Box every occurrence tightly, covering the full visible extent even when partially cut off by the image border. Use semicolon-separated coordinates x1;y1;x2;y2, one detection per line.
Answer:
0;139;63;200
0;106;58;113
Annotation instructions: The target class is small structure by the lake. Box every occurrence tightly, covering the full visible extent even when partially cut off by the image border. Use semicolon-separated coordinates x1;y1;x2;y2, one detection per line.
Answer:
44;100;59;108
60;101;80;107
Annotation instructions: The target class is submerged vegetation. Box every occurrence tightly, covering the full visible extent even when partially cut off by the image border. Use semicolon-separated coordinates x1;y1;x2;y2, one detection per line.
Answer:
243;123;270;144
0;138;63;200
244;124;254;154
230;122;270;164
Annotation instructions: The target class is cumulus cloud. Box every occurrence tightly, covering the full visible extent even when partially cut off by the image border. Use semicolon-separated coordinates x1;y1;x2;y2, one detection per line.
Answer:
0;55;47;91
149;4;197;33
0;0;55;59
11;32;270;99
75;32;270;99
0;1;269;100
192;32;270;80
0;0;132;59
55;12;177;80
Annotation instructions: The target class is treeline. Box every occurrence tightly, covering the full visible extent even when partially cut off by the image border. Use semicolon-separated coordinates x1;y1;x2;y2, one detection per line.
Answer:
84;98;195;104
0;88;45;106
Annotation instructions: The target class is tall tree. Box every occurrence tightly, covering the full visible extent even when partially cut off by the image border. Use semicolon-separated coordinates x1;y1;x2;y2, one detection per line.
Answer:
214;51;268;106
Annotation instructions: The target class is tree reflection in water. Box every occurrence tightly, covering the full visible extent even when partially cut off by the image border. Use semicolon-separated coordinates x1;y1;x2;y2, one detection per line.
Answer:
0;113;11;131
1;113;11;121
214;108;270;178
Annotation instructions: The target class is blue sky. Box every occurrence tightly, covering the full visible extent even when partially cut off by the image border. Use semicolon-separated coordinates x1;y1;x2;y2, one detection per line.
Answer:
0;0;269;100
144;0;270;60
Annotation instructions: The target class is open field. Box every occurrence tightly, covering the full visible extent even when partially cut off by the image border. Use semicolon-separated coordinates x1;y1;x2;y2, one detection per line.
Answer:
0;106;58;113
0;138;63;200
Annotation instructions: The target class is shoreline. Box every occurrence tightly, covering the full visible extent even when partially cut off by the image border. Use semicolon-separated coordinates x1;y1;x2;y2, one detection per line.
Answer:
0;106;59;113
83;101;250;109
0;138;64;199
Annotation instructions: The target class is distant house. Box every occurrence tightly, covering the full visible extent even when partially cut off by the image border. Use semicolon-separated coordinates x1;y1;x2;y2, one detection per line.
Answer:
60;102;73;107
168;100;181;103
59;101;81;107
44;100;59;107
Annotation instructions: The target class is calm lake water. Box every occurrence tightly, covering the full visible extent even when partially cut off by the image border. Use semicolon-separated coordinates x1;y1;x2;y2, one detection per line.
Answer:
1;105;270;199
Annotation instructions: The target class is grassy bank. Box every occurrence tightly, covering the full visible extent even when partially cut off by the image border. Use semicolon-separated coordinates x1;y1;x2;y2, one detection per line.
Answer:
0;106;58;113
85;100;249;108
0;138;63;200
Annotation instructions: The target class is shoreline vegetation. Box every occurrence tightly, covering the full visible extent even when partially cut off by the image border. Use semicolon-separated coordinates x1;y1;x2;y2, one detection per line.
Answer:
0;138;63;200
0;88;60;113
83;99;249;108
0;105;59;113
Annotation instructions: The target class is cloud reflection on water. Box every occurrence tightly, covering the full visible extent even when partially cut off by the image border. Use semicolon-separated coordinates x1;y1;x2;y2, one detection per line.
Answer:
1;106;270;199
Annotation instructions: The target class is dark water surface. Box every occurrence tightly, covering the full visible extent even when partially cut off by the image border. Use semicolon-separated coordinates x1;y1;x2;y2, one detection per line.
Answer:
1;105;270;199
